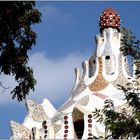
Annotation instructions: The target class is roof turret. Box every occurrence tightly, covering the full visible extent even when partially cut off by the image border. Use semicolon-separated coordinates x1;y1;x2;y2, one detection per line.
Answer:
99;8;120;32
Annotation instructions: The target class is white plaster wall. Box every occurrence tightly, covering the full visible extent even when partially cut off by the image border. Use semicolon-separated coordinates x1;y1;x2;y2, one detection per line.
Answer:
96;28;121;57
47;120;55;139
104;55;116;75
82;113;91;139
86;57;99;85
72;68;80;91
41;98;56;119
103;56;119;82
23;116;42;129
81;113;105;139
66;113;75;139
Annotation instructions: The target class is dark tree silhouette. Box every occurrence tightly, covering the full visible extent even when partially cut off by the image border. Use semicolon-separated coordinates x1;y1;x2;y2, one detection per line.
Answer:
0;1;41;101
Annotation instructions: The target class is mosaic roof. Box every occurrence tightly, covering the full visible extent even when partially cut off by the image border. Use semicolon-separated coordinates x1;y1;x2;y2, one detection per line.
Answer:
99;8;120;32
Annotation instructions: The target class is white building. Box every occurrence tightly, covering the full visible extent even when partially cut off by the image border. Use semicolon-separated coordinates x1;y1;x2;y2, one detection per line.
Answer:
10;8;139;139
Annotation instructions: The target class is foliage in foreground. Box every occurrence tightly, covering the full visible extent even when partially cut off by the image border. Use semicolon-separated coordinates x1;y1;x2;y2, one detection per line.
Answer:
0;1;41;101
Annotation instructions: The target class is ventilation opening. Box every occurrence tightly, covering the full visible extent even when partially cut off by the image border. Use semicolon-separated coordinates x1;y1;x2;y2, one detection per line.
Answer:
105;55;110;60
93;60;96;64
72;108;84;139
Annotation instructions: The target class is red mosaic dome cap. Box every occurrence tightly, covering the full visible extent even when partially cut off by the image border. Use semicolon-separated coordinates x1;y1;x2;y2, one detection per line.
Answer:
99;8;121;33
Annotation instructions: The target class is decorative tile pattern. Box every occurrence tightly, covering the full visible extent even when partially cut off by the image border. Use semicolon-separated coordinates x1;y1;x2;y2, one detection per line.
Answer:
99;8;120;32
89;58;109;92
87;114;93;139
52;112;63;123
72;79;87;98
93;93;108;99
111;54;131;88
53;124;61;133
58;100;76;112
26;100;48;122
105;55;116;75
63;115;69;139
10;121;31;139
78;95;89;106
32;127;36;139
115;102;133;116
42;120;48;139
134;78;140;87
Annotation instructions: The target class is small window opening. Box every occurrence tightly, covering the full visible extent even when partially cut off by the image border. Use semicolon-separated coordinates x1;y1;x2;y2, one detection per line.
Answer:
105;56;110;60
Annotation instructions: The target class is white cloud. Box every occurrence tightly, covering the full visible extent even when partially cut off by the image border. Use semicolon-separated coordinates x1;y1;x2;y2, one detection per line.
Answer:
28;52;87;108
0;52;88;108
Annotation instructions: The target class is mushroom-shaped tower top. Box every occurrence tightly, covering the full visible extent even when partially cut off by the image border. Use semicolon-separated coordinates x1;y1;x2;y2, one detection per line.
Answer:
99;8;120;32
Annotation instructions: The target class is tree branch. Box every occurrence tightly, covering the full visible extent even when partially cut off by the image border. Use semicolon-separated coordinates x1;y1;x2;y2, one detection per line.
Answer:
0;81;10;93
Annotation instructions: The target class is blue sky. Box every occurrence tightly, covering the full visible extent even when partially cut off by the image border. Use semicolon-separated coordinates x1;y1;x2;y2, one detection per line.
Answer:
1;1;140;138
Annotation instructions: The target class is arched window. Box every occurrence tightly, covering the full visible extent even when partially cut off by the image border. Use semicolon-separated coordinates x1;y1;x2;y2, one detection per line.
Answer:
72;108;84;139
